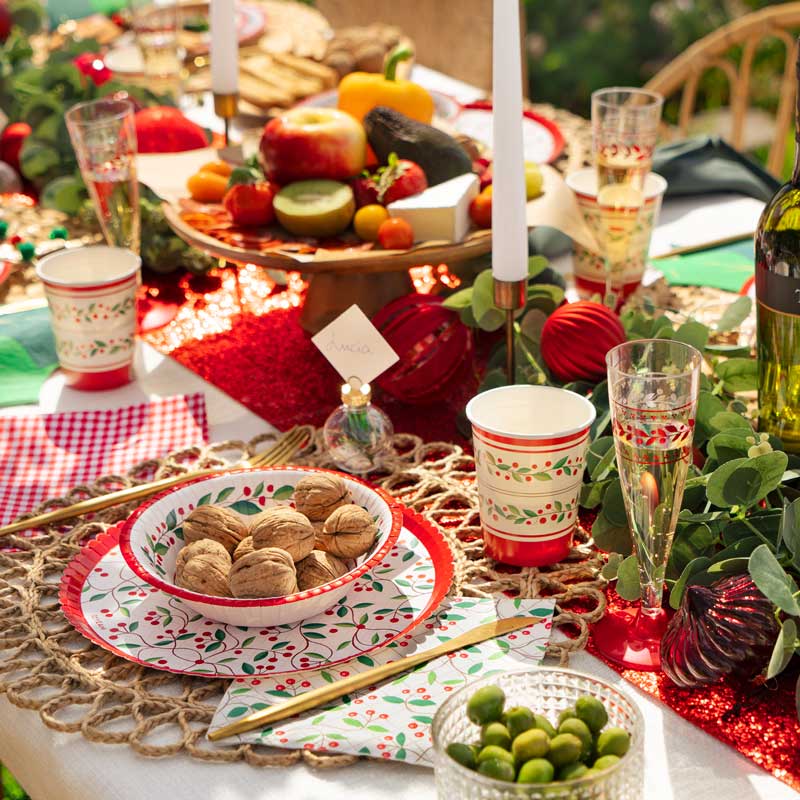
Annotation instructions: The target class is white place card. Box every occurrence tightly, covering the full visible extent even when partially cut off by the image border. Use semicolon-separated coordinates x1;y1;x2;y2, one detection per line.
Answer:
311;305;399;385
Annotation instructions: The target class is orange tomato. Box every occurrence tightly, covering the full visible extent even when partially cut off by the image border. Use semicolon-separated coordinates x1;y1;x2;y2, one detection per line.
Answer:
469;190;492;228
187;170;229;203
377;217;414;249
199;161;233;177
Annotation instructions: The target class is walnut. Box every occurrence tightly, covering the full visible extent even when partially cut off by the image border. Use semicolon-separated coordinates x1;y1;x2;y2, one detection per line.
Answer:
317;504;377;559
296;550;349;591
251;506;315;562
182;504;248;553
175;551;232;597
229;547;297;598
175;539;230;585
232;536;254;562
354;43;386;73
293;474;352;521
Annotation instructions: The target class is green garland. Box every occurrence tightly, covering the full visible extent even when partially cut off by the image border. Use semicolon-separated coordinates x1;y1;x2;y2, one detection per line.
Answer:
444;257;800;701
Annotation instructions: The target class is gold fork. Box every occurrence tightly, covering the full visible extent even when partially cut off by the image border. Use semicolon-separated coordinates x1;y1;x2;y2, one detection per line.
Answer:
0;426;312;538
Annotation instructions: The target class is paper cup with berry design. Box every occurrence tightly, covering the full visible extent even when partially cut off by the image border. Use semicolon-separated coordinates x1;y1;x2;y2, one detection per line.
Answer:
467;385;596;567
36;246;140;390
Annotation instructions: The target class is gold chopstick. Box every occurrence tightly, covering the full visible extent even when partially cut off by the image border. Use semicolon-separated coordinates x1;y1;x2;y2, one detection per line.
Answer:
0;427;309;538
208;616;540;742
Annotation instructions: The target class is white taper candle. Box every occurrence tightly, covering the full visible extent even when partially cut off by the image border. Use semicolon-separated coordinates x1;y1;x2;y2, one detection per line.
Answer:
210;0;239;95
491;0;528;282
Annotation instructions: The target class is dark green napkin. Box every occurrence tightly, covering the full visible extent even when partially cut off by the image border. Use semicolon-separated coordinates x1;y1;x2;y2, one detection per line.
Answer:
0;307;58;407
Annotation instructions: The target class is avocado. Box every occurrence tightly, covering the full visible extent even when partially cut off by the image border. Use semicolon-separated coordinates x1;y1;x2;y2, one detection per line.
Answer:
364;106;473;186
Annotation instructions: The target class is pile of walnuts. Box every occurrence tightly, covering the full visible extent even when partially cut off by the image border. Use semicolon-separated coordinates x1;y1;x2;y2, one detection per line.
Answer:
173;474;378;599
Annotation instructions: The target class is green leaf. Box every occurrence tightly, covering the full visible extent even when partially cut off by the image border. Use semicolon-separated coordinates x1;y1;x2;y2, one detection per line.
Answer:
669;556;712;610
165;509;177;530
615;555;641;601
600;552;624;580
601;480;627;527
242;663;255;675
527;255;549;278
715;358;758;393
767;619;797;679
580;477;612;509
586;436;616;481
716;296;752;333
674;320;709;353
215;487;234;503
272;485;295;500
781;499;800;564
442;287;473;310
197;493;212;506
696;391;727;442
708;412;752;433
591;511;632;555
707;431;752;464
228;500;262;515
748;544;800;615
707;452;788;508
471;269;499;327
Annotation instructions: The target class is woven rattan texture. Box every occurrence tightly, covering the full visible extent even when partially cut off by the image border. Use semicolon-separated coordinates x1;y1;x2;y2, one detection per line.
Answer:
0;431;605;768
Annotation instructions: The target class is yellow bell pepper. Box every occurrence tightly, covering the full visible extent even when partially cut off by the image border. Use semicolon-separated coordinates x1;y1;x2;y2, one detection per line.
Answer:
338;45;434;124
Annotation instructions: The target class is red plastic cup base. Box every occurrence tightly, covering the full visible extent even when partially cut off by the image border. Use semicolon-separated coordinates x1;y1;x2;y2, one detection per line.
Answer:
575;276;642;309
62;364;134;391
591;606;669;671
482;528;572;567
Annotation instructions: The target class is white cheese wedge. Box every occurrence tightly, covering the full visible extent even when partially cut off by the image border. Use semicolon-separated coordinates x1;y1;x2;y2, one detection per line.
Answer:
386;173;480;243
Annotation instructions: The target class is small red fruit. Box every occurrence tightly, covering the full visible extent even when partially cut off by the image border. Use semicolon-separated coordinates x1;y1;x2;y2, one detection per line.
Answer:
351;173;379;208
377;217;414;249
469;190;492;228
0;122;31;173
377;156;427;204
223;182;276;227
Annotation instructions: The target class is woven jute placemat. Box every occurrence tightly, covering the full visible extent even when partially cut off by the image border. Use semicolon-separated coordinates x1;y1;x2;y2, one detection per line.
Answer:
0;430;605;769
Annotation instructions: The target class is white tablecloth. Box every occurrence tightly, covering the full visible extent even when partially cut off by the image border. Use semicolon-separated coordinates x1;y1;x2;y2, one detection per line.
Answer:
1;68;796;800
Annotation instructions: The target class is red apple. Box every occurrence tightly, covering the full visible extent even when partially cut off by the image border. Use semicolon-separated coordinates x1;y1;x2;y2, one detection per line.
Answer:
0;122;31;173
259;108;366;185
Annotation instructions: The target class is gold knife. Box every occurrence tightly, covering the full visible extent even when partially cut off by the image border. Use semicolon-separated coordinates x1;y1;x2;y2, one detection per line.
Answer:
208;615;541;742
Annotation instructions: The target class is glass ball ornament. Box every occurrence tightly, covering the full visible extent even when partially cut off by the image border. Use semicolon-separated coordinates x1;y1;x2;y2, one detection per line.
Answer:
323;379;394;474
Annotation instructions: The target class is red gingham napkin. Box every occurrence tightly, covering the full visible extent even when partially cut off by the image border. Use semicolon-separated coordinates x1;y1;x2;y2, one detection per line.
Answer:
0;394;209;527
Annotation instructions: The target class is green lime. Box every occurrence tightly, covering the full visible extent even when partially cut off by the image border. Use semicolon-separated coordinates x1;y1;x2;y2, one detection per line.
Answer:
575;695;609;734
477;757;515;782
446;742;478;770
557;708;577;726
593;754;621;771
558;718;593;761
547;733;582;767
481;722;511;750
502;706;535;740
477;745;515;768
511;728;550;762
517;758;555;784
533;713;557;738
596;727;631;758
558;762;590;781
467;685;506;726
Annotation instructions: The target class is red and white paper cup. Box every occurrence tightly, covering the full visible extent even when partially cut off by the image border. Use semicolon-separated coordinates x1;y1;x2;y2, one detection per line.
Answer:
466;385;596;567
36;246;140;391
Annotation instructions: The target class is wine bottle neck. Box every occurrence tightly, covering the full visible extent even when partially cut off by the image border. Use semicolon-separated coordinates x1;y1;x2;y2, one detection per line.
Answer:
793;41;800;185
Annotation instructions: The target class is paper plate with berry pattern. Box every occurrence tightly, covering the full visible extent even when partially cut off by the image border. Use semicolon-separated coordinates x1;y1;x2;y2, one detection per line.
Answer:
59;508;453;678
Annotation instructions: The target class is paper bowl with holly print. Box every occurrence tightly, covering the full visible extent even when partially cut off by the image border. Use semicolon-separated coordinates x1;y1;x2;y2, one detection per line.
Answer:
119;467;403;627
467;385;595;568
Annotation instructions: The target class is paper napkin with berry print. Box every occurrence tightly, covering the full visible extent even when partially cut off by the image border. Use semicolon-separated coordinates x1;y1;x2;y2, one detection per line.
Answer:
208;596;554;765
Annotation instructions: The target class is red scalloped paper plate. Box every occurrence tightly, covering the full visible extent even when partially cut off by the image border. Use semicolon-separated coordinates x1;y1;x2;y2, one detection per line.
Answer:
59;508;453;678
455;101;566;164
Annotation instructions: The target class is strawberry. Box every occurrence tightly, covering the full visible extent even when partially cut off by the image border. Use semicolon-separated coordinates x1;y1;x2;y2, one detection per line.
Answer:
376;153;427;204
223;182;276;227
351;172;379;208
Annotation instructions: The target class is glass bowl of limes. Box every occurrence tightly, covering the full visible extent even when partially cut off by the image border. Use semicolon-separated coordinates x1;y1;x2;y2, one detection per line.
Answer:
431;668;644;800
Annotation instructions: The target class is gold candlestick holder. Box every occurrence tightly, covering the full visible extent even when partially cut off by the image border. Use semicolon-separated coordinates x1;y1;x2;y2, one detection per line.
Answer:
213;92;239;146
494;278;526;384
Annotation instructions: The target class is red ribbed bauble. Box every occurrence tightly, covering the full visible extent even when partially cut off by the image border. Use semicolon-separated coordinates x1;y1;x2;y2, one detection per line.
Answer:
372;294;472;404
539;301;626;383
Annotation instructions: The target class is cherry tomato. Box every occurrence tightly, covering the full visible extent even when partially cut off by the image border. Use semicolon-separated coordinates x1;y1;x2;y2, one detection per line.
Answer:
223;182;276;227
469;190;492;228
199;161;233;178
377;217;414;249
187;170;228;203
354;204;389;242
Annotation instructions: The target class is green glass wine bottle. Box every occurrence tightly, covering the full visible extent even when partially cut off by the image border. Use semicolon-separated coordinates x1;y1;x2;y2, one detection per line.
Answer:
756;46;800;453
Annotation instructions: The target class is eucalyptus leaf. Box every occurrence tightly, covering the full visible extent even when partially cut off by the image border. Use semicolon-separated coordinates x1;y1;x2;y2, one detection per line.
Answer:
442;287;472;310
706;556;750;575
615;555;641;601
716;296;752;333
708;411;752;433
767;618;797;680
674;320;709;353
586;436;614;476
715;358;759;393
601;552;624;581
471;269;496;323
706;458;761;508
748;544;800;616
781;498;800;563
696;391;727;441
669;556;712;610
580;477;612;509
459;305;478;327
722;511;782;547
477;368;508;393
705;343;751;358
602;480;627;527
591;511;632;555
668;523;716;579
707;430;752;464
477;308;506;332
528;255;549;278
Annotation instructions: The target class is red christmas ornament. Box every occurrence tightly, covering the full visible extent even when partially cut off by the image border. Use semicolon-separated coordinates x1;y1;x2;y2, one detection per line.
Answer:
372;294;472;404
539;300;626;383
134;107;209;153
0;122;31;174
660;574;778;689
73;53;113;86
